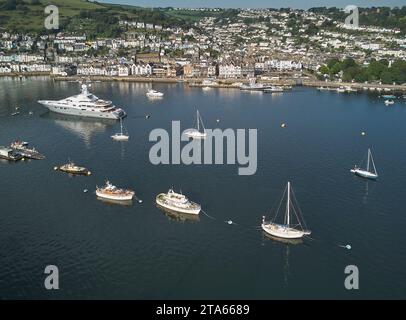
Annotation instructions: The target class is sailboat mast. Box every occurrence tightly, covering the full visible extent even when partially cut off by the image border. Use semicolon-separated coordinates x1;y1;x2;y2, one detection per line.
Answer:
287;182;290;226
367;149;370;172
197;110;200;132
120;118;123;134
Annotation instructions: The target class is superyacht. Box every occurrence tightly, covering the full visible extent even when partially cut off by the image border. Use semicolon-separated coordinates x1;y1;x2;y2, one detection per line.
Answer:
38;84;126;120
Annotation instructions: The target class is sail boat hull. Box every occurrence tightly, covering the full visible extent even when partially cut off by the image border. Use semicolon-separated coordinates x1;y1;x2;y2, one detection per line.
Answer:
351;169;378;180
262;223;310;239
184;129;207;139
111;134;129;141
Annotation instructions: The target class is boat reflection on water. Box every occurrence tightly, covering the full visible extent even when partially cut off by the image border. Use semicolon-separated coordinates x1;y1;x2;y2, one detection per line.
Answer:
157;205;201;223
96;197;133;207
41;112;114;145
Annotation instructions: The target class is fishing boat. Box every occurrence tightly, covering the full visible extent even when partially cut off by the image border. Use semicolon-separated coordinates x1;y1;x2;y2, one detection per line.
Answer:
0;146;23;161
146;89;164;98
96;181;135;201
10;140;45;160
264;86;284;93
351;148;378;180
262;182;311;240
111;118;129;141
55;161;92;176
156;189;201;215
184;110;207;139
384;99;395;106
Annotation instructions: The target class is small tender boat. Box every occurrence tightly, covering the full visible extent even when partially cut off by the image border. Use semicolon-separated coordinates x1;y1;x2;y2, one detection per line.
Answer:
55;161;92;176
156;189;201;215
336;87;346;93
382;94;396;99
11;112;20;116
184;110;207;139
146;89;164;98
351;148;378;180
262;182;311;240
111;118;129;141
96;181;135;201
0;146;22;161
384;99;395;106
10;140;45;160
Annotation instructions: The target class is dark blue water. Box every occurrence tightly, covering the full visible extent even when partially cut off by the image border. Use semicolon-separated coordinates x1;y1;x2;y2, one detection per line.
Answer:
1;77;406;299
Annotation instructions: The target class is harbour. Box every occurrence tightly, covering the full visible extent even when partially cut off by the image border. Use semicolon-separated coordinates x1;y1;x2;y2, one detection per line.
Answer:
1;76;406;299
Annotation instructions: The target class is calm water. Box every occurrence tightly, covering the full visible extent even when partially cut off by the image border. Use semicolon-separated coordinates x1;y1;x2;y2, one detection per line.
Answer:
1;77;406;299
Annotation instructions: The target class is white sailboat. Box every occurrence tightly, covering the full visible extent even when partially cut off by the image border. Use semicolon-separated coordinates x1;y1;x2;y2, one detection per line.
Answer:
351;148;378;180
262;182;311;239
184;110;207;139
111;118;129;141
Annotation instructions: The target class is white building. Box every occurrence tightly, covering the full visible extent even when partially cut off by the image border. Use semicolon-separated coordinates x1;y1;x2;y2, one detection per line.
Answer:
131;64;152;76
118;65;130;77
0;65;11;74
218;64;242;78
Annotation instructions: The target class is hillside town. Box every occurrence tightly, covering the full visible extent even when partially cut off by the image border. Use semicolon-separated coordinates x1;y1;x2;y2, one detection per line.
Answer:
0;7;405;85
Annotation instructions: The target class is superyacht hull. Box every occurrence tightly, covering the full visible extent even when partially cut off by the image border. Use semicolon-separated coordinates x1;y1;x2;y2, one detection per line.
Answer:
39;103;126;120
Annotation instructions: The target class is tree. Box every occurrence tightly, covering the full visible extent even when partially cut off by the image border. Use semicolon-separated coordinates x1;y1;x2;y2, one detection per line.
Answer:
319;65;329;75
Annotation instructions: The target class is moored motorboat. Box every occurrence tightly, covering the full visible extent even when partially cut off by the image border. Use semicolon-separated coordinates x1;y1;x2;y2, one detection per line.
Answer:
0;146;23;161
55;161;92;176
384;99;395;106
264;86;284;93
38;84;126;120
156;189;201;215
10;140;45;160
96;181;135;201
146;89;164;98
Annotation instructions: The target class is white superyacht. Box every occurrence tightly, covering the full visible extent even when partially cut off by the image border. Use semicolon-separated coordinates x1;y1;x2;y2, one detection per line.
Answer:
38;84;126;120
156;189;201;215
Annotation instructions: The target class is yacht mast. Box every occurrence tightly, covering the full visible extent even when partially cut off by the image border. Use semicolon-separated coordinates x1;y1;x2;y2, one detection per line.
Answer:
367;149;371;172
197;110;200;132
287;182;290;227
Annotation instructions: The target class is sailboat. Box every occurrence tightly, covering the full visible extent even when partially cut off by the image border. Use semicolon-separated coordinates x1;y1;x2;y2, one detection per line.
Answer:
111;118;129;141
351;148;378;180
184;110;207;139
262;182;311;239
